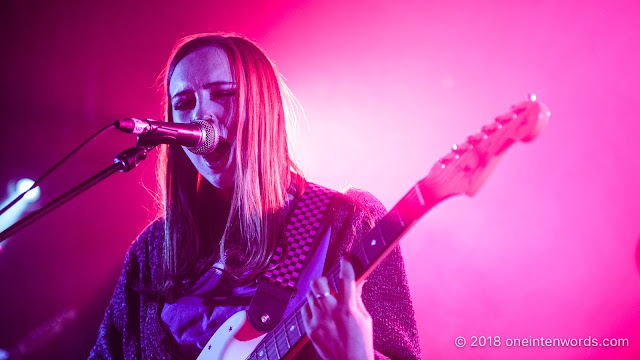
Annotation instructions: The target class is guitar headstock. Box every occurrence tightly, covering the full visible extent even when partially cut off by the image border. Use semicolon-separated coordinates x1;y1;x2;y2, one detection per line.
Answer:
421;95;550;202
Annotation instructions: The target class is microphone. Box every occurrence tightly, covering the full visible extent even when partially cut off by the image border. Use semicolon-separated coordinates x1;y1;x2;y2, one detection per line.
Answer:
114;118;219;154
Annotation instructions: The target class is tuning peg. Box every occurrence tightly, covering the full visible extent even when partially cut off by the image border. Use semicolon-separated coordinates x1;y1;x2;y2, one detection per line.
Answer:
495;113;516;125
467;133;485;146
481;122;502;135
439;152;457;168
452;142;471;154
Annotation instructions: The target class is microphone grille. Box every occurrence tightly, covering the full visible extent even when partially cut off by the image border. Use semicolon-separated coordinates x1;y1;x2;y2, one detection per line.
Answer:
189;120;219;154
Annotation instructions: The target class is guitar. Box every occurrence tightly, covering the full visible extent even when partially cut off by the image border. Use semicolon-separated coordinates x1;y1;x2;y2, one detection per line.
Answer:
197;97;550;360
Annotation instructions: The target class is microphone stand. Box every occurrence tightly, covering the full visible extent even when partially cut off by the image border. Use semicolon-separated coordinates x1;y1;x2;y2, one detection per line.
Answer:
0;141;156;243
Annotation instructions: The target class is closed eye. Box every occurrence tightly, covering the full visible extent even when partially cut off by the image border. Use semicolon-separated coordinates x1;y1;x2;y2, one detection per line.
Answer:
211;89;236;99
173;97;195;111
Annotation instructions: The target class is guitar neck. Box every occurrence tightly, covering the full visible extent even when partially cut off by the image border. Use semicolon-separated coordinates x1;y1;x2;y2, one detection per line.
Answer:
245;98;550;360
245;179;442;360
346;179;442;283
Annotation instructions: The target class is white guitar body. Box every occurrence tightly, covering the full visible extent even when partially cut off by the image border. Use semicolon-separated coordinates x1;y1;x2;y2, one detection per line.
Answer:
196;311;266;360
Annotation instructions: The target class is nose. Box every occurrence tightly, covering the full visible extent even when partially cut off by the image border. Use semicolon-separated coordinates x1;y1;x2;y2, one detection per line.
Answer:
193;110;217;124
192;97;223;124
194;113;215;123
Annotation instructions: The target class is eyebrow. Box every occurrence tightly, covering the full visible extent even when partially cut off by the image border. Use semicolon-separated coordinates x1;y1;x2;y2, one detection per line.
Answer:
171;81;237;100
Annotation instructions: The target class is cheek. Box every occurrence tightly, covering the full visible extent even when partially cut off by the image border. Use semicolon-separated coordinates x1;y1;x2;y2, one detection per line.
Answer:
221;97;238;132
172;110;189;124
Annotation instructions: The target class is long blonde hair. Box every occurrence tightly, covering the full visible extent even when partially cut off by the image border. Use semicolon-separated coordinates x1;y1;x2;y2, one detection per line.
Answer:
157;33;304;299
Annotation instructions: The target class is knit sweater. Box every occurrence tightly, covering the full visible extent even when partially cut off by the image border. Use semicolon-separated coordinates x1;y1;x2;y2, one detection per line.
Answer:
89;188;421;359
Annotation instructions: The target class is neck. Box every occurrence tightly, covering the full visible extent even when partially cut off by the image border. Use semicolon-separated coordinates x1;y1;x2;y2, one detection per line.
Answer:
211;185;233;203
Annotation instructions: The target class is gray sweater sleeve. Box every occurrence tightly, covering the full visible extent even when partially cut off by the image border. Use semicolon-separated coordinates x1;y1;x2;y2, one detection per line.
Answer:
89;220;176;360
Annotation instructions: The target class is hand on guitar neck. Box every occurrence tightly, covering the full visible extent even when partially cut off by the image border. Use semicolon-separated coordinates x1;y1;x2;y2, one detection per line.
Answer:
302;258;374;360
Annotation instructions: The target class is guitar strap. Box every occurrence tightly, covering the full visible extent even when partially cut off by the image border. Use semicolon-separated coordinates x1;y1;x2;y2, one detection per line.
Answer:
248;182;339;332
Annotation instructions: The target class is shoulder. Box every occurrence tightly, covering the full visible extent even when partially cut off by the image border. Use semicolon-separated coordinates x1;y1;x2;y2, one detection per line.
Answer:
299;181;386;221
331;186;387;225
128;217;165;255
342;188;386;218
306;183;387;265
121;217;165;277
114;217;167;297
137;217;165;244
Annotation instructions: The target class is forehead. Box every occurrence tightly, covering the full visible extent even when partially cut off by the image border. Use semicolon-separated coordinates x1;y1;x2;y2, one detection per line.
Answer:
169;46;233;96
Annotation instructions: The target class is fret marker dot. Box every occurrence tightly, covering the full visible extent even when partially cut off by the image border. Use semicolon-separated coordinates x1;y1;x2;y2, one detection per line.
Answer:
259;350;264;356
371;239;376;246
290;325;295;332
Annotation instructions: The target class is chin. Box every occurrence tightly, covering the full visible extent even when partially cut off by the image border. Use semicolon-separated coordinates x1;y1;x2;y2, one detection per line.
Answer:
206;173;235;191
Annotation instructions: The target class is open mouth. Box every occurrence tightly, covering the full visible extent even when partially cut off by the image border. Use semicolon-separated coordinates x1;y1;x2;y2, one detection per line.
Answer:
207;139;231;166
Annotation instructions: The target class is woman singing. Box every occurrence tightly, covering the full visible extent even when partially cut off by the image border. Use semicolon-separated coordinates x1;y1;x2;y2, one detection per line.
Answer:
89;33;420;360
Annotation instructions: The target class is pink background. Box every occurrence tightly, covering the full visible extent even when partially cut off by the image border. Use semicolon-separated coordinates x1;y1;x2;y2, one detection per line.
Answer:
0;1;638;359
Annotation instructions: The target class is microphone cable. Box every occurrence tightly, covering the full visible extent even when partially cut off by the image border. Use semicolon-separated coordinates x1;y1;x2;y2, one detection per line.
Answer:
0;122;116;218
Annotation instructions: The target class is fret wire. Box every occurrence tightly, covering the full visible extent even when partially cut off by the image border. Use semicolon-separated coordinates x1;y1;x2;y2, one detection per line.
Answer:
328;270;335;293
357;241;370;268
258;343;267;360
275;334;287;352
253;320;288;359
369;192;417;243
295;307;305;330
376;222;387;245
360;239;373;269
274;334;283;357
281;321;291;349
413;182;425;206
331;266;342;292
268;333;280;360
275;325;286;345
329;265;339;280
295;308;304;340
329;272;339;294
381;207;401;230
284;315;294;346
252;338;262;359
271;332;282;359
291;310;302;335
252;326;269;358
385;185;422;226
